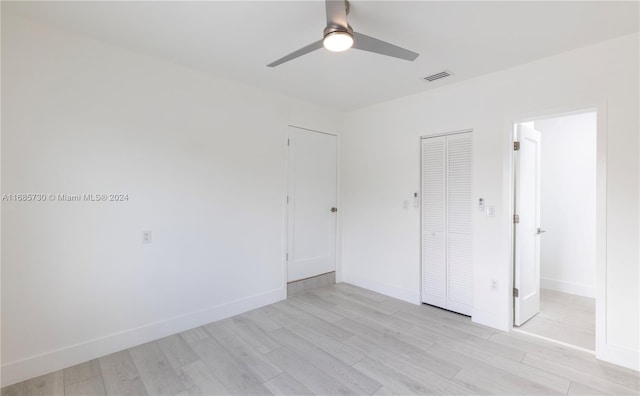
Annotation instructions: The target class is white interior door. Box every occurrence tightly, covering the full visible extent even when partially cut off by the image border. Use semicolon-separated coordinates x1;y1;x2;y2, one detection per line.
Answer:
422;136;447;308
287;127;337;282
445;133;473;315
422;132;473;316
514;124;542;326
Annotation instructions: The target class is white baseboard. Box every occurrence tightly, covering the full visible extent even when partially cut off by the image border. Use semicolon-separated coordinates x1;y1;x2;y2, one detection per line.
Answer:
1;287;286;387
597;341;640;371
541;277;595;298
343;275;420;305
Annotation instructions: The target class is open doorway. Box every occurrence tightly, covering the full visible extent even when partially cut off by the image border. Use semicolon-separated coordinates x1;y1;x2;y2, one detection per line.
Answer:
512;110;597;352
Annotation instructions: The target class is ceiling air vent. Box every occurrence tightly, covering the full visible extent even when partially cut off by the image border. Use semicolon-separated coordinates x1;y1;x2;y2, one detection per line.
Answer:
424;71;452;82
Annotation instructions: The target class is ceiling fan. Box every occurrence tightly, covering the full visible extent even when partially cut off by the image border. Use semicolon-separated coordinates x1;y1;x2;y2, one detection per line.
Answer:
267;0;419;67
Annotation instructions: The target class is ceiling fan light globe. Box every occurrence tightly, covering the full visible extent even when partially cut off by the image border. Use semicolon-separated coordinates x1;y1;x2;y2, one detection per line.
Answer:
323;31;353;52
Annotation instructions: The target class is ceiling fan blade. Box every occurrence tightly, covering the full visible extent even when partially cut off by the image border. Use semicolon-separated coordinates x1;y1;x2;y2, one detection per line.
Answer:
325;0;349;29
352;32;419;61
267;40;324;67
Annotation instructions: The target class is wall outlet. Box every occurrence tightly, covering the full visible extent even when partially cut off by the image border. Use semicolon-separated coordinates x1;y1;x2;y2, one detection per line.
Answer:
486;205;496;217
142;230;152;244
403;200;409;210
490;279;499;291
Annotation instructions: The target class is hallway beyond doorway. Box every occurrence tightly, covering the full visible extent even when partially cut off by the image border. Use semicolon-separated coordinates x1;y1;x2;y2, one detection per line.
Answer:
518;289;595;351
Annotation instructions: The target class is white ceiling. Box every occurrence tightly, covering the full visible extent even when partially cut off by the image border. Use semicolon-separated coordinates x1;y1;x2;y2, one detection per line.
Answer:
4;1;638;110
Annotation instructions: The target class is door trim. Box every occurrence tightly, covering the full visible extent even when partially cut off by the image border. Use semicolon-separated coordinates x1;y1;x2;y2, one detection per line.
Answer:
284;125;341;292
420;128;474;140
505;102;606;359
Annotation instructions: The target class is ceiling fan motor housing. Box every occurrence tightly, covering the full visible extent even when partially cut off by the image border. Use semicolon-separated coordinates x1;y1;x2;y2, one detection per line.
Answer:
323;24;354;39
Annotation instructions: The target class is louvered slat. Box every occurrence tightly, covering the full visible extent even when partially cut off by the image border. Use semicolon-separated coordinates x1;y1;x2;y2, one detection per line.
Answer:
448;234;473;315
447;135;473;235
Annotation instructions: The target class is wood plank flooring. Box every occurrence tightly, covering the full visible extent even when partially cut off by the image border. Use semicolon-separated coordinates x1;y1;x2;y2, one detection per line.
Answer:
3;283;638;395
517;289;595;350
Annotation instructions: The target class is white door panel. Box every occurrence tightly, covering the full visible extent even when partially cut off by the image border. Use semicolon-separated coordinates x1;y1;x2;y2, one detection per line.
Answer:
287;127;337;282
423;232;447;307
447;233;473;315
422;132;473;315
422;136;447;307
446;133;473;315
514;124;542;326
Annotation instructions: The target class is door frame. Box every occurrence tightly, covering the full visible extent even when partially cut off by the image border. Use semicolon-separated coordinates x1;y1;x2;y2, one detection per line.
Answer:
283;125;341;291
505;102;606;357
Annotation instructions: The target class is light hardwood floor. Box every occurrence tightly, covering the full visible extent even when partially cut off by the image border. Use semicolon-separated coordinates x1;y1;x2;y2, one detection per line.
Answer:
287;272;336;297
517;289;595;351
2;283;638;395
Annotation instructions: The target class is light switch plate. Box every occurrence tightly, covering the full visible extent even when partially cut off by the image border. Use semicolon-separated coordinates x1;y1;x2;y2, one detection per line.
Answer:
486;206;495;217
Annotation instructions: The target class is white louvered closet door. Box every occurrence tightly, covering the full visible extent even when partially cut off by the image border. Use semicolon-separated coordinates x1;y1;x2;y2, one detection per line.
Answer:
421;136;447;309
422;132;473;316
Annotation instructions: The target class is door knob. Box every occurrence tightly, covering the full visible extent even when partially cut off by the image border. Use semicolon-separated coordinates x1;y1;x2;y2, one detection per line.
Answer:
537;227;546;235
331;207;338;213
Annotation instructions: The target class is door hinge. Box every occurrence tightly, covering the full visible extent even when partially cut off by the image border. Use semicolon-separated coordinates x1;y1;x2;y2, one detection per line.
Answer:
286;195;289;204
513;288;519;297
514;141;520;151
287;138;290;146
513;214;520;224
286;253;288;261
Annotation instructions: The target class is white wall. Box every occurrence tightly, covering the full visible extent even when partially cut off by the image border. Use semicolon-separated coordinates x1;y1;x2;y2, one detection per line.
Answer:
535;112;597;298
1;14;342;385
341;33;639;370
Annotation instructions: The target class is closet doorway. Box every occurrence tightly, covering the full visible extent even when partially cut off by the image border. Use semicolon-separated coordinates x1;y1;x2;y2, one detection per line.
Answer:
421;130;473;316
